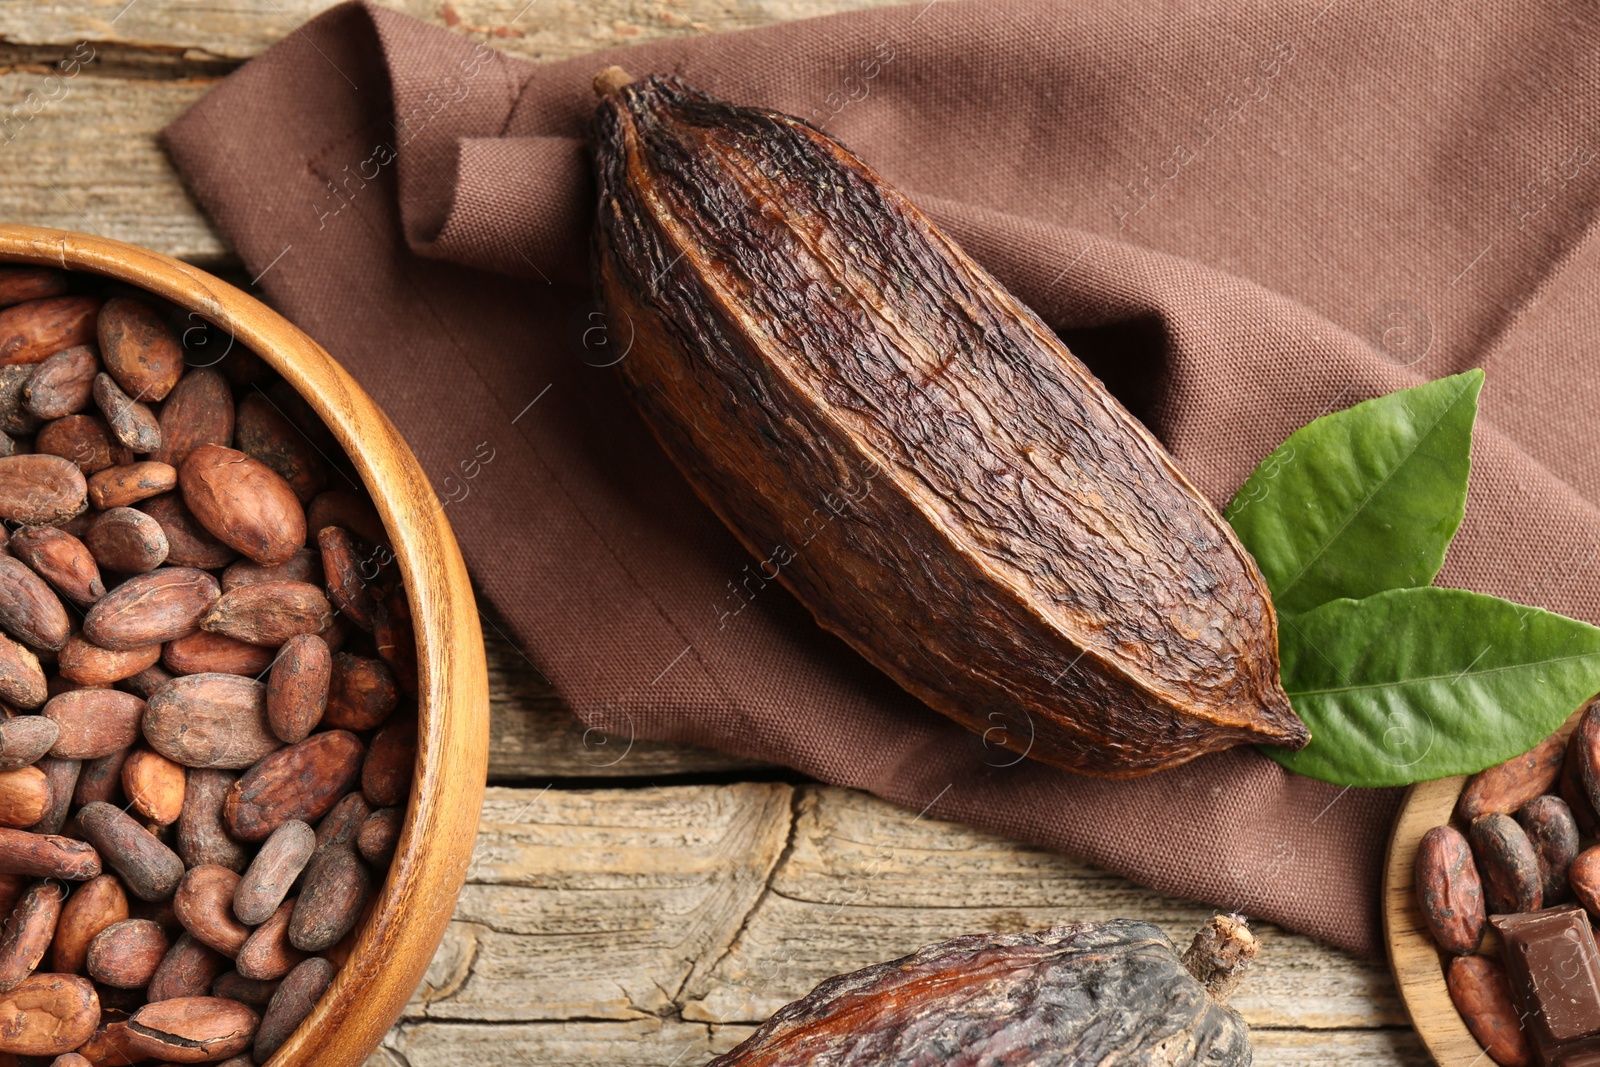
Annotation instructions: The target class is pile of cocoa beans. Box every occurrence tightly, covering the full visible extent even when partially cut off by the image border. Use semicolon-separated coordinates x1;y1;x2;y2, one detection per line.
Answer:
1415;704;1600;1067
0;265;418;1064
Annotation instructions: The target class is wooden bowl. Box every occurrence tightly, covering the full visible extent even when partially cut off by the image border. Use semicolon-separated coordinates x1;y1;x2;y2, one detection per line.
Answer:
1383;711;1585;1066
0;225;491;1067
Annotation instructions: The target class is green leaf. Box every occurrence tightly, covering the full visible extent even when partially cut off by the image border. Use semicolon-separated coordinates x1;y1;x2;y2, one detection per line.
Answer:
1264;587;1600;786
1225;370;1482;615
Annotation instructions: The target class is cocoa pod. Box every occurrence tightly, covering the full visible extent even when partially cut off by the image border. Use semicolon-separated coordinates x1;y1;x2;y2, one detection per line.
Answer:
82;567;219;651
57;634;161;686
234;393;326;504
221;548;321;594
362;714;415;808
173;866;250;958
151;367;233;469
593;75;1305;775
178;445;304;567
1516;794;1580;906
317;526;379;631
0;267;67;308
306;490;385;548
124;996;257;1063
265;635;328;744
35;414;127;475
49;874;128;974
253;956;332;1062
147;931;228;1003
84;507;169;574
177;769;249;874
200;580;331;647
222;731;363;843
8;525;103;607
0;973;99;1056
212;969;278;1006
87;460;176;510
71;749;127;809
1469;813;1543;915
0;881;64;992
0;296;101;367
97;298;183;403
288;847;369;952
357;808;401;866
0;716;56;769
234;899;305;983
233;821;315;926
138;493;237;570
163;631;274;677
1446;954;1531;1067
371;586;417;696
25;758;77;835
323;654;396;731
76;801;184;902
42;689;144;760
22;345;97;421
85;917;169;988
121;748;186;826
1458;733;1566;822
0;456;87;528
312;792;371;855
0;365;38;437
143;673;280;770
0;767;50;829
90;374;160;454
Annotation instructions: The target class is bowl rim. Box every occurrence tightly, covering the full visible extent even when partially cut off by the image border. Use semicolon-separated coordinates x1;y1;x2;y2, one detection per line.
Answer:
0;225;491;1067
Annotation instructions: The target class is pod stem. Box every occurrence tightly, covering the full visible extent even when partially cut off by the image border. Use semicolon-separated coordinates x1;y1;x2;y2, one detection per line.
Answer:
593;66;635;98
1181;913;1258;1003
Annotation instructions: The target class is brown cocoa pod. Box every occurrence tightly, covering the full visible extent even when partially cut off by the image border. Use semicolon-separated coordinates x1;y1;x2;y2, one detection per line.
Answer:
0;881;64;992
82;567;219;651
163;631;274;677
123;661;175;699
84;508;168;574
147;931;229;1003
234;394;326;504
173;866;249;958
362;714;415;808
0;768;50;829
0;456;87;529
122;748;186;826
71;749;127;809
317;526;379;631
150;367;233;469
0;267;67;309
0;636;44;712
26;758;77;835
0;973;99;1056
265;635;328;744
97;298;182;403
233;821;315;926
253;956;332;1062
76;802;183;902
1459;733;1566;823
87;460;176;511
1469;813;1543;915
42;689;144;760
49;874;128;974
313;792;372;855
0;296;101;367
8;525;103;608
357;807;401;866
233;899;305;982
288;847;369;952
35;414;127;476
200;581;331;648
22;345;97;421
221;548;321;594
85;917;169;988
1447;954;1531;1067
1516;794;1580;905
177;769;249;874
306;490;385;549
323;654;397;731
143;674;280;770
211;969;279;1006
124;996;258;1062
371;586;417;697
222;731;362;844
57;634;160;686
137;493;237;570
90;374;160;455
178;446;305;568
0;715;55;769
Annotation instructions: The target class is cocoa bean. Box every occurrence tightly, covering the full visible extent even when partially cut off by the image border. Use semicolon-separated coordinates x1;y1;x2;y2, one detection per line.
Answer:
233;822;315;926
357;808;401;866
42;690;144;760
121;748;186;826
26;758;77;835
48;1053;93;1066
265;635;328;744
0;365;39;437
123;661;175;699
91;374;160;454
0;267;67;308
124;996;258;1063
177;769;248;874
71;749;127;809
138;493;237;570
263;381;338;454
87;460;176;511
57;635;160;687
143;674;280;770
288;848;369;952
173;866;249;958
317;526;379;632
178;445;304;567
234;393;325;504
84;507;168;574
0;767;50;829
147;931;228;1003
253;956;332;1062
1470;813;1543;915
0;456;86;530
22;345;97;420
211;969;278;1006
371;586;417;696
0;636;45;711
97;298;183;403
85;917;169;988
0;296;101;367
35;414;126;475
323;654;397;731
0;874;23;916
0;716;56;770
76;802;183;902
151;368;233;469
8;525;103;607
221;548;321;594
71;1018;144;1065
312;793;371;855
1446;954;1531;1067
223;732;362;844
1571;847;1600;919
233;899;304;982
362;714;415;808
307;490;385;549
1515;794;1580;906
0;881;63;992
163;631;274;677
49;874;128;974
0;973;99;1056
200;580;331;648
82;567;219;651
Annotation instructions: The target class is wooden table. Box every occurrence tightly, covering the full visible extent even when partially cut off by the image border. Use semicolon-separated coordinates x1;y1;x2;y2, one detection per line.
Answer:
0;3;1430;1063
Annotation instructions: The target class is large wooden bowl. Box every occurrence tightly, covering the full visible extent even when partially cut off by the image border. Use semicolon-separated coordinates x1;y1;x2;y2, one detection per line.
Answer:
0;225;491;1067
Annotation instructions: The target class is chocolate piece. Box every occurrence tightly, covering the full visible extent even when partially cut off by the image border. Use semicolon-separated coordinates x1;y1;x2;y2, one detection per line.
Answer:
1493;905;1600;1062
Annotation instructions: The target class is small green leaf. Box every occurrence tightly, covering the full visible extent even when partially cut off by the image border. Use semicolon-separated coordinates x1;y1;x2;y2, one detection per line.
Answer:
1264;587;1600;786
1226;370;1482;615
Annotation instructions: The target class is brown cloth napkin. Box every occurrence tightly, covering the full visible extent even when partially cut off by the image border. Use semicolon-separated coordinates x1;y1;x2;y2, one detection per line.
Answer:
162;0;1600;959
